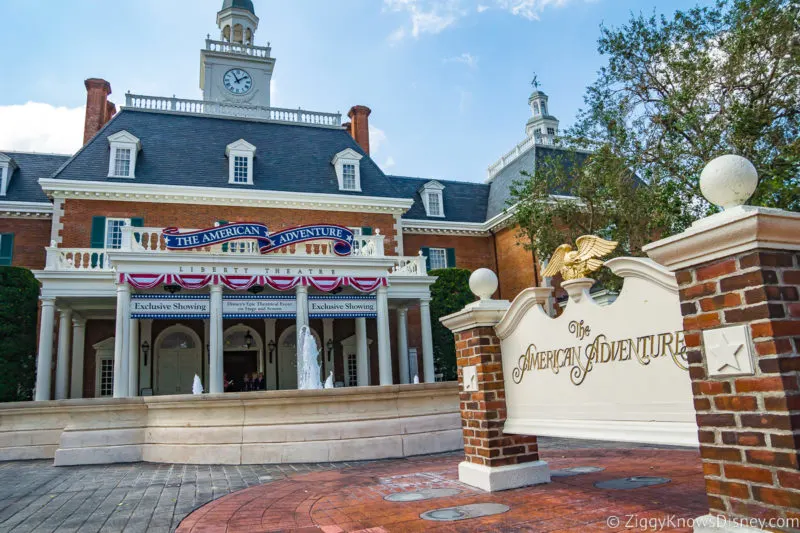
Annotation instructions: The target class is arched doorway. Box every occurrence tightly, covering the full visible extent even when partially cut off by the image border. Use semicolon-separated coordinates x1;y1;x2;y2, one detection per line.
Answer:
154;325;202;395
277;325;321;390
223;324;263;392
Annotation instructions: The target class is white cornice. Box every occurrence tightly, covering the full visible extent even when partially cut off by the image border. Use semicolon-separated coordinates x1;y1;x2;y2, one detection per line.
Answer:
39;179;414;215
0;201;53;218
401;219;489;236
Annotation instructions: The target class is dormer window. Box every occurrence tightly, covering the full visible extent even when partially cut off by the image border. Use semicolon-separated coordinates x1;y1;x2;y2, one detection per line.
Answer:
0;153;17;197
332;148;363;192
226;139;256;185
107;131;141;178
420;180;445;218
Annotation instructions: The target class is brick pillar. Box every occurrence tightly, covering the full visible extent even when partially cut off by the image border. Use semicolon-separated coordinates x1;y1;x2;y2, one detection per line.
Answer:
442;270;550;492
675;252;800;523
645;157;800;530
83;78;112;144
347;105;371;155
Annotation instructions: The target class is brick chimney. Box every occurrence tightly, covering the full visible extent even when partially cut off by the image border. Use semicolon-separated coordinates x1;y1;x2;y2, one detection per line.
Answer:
347;105;371;155
83;78;115;144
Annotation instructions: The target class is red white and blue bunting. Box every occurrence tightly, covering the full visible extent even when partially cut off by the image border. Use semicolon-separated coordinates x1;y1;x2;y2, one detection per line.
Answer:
120;273;387;293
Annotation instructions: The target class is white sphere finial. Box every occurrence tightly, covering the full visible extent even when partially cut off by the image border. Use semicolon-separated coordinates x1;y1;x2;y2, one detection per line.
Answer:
470;268;498;300
700;155;758;210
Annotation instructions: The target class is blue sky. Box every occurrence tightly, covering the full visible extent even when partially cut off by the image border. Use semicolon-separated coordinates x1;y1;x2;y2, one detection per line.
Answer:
0;0;712;183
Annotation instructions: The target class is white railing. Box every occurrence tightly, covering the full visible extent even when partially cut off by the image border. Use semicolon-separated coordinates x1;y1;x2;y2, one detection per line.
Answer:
45;247;111;271
43;229;428;276
205;38;271;58
486;133;556;181
124;93;342;128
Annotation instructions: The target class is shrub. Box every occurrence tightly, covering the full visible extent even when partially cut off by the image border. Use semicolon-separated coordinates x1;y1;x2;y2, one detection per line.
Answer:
0;267;39;402
429;268;475;381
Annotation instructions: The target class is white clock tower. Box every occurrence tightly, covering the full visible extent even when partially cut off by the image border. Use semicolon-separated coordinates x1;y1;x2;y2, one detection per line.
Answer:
200;0;275;108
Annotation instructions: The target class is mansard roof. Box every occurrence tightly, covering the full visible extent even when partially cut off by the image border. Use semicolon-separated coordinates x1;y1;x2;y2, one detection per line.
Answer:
0;151;69;203
51;109;403;199
390;175;489;223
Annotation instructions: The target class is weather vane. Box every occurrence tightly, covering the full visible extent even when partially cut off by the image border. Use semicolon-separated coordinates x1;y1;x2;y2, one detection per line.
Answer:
531;73;540;89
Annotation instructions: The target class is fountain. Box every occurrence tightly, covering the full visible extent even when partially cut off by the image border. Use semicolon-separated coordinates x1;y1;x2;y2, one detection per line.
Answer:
192;375;203;395
297;326;323;390
324;371;334;389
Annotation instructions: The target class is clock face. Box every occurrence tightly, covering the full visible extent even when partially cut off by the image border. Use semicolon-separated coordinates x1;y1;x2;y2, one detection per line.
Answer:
223;69;253;95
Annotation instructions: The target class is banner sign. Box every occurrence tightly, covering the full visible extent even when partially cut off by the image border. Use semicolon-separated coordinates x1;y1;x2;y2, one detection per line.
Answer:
161;223;355;256
162;223;270;251
222;295;296;318
131;295;210;319
130;295;374;319
308;296;377;318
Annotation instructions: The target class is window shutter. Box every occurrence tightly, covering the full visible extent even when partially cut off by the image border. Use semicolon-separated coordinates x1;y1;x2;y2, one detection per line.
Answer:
90;216;107;248
420;247;431;271
131;217;144;243
361;227;373;236
0;234;14;266
446;248;456;268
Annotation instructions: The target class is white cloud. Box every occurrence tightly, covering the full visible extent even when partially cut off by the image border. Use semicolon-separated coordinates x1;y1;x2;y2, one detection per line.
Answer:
383;156;396;170
443;52;479;68
0;102;83;155
369;125;388;156
384;0;582;40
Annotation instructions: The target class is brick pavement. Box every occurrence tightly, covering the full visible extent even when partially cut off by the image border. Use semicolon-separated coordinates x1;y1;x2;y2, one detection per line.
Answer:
0;439;704;532
177;443;707;533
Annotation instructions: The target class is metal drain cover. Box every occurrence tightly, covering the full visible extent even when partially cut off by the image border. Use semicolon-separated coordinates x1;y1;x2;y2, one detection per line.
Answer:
421;503;510;522
385;488;461;502
551;466;606;477
594;476;671;490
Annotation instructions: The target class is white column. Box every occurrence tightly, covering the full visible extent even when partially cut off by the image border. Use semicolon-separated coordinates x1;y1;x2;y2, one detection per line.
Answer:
209;284;224;394
203;319;210;386
355;317;369;386
264;318;276;390
420;298;435;383
69;316;86;399
376;286;392;386
295;285;308;387
322;318;334;378
35;297;56;401
128;318;139;396
113;284;131;398
397;307;410;384
54;308;73;400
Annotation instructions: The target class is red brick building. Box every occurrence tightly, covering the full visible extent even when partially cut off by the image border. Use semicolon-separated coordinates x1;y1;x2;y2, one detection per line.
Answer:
0;0;572;402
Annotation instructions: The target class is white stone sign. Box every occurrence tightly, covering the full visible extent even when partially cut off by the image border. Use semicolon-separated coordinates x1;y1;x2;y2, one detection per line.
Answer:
308;296;377;318
494;257;697;446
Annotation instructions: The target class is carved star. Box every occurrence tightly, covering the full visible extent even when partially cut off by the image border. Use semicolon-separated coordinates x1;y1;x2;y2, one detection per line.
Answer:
708;333;744;372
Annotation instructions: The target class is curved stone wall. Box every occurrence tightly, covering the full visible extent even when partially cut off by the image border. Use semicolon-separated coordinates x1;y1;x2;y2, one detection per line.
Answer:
0;383;461;466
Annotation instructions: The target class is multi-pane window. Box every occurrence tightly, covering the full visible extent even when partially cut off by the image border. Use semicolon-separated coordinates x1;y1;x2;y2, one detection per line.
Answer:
429;248;448;270
233;155;249;183
547;127;556;135
105;218;129;249
99;359;114;396
0;233;13;266
427;192;442;216
113;148;132;177
342;164;357;190
346;353;358;386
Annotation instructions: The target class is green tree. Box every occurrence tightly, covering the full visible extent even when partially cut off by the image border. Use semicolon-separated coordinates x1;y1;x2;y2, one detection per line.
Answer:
429;268;475;381
0;267;40;402
511;0;799;275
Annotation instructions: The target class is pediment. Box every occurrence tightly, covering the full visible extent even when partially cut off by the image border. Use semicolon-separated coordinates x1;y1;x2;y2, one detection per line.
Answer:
93;337;116;351
107;130;141;149
331;148;363;165
419;180;445;193
226;139;257;154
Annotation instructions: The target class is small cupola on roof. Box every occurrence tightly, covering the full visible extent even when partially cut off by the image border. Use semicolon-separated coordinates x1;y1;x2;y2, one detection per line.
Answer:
218;0;258;45
525;76;559;140
0;153;18;196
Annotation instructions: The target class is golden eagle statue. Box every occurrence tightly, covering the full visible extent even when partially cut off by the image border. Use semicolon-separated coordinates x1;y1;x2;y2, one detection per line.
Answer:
541;235;618;281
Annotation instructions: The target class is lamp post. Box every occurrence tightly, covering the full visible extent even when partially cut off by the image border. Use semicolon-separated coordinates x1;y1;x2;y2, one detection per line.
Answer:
141;340;150;366
326;338;334;365
244;331;254;350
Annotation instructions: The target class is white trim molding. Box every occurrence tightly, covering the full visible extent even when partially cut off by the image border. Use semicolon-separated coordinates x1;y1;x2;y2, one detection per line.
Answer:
331;148;363;192
107;131;141;179
0;153;18;197
0;201;53;218
226;139;256;185
38;178;415;215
